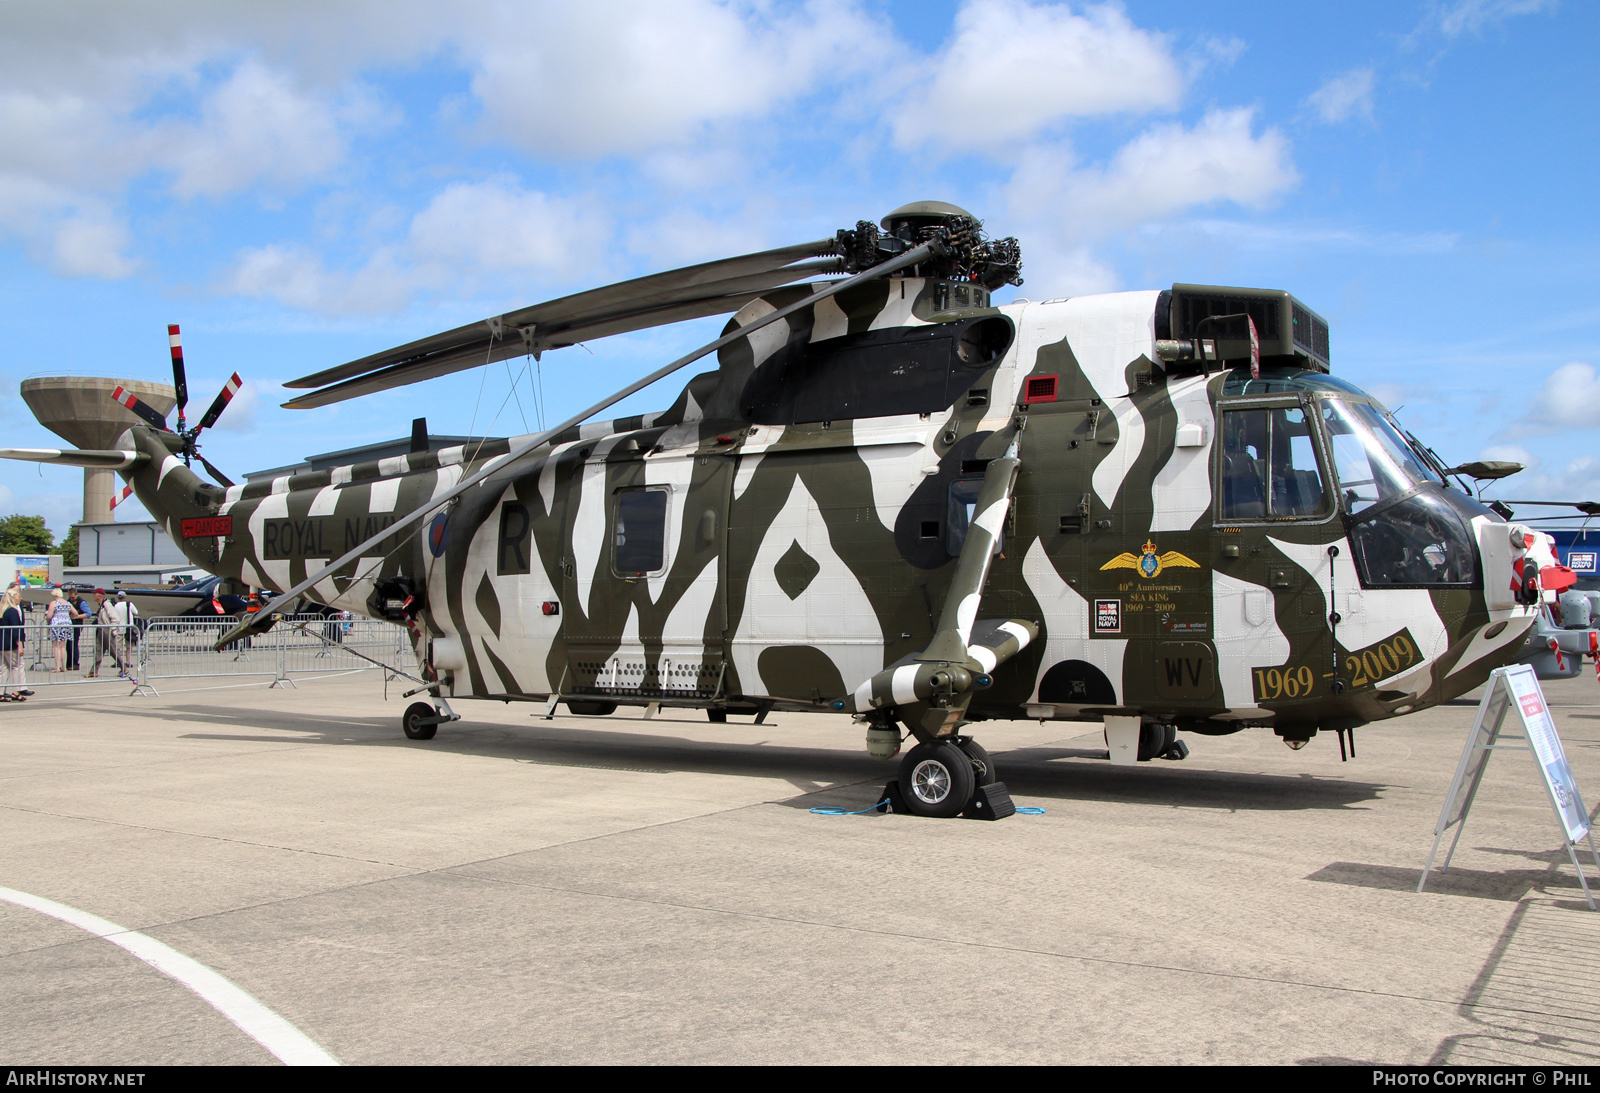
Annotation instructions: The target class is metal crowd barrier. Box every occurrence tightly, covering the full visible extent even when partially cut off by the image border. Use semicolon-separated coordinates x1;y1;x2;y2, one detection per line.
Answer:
7;612;417;696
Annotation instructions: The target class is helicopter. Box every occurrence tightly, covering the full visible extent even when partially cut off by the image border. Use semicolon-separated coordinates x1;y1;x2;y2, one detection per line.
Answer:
1;201;1547;818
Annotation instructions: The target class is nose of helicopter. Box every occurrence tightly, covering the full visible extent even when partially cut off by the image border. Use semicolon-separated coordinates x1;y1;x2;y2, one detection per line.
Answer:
1425;518;1542;700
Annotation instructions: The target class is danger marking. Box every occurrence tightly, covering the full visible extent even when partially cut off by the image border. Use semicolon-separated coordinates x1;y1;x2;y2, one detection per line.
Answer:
181;516;233;539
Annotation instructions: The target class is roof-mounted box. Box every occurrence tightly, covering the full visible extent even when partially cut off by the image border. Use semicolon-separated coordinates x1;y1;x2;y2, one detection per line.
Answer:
1155;284;1330;374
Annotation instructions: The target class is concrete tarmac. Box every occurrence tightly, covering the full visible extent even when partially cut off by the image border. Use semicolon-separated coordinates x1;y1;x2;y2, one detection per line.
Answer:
2;670;1599;1065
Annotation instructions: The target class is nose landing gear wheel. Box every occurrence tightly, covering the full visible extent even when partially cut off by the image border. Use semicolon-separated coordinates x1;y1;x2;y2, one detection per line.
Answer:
402;701;439;740
897;741;977;818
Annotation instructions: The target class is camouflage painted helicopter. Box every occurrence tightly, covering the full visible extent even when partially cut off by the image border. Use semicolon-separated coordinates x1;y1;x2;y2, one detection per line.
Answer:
2;202;1547;817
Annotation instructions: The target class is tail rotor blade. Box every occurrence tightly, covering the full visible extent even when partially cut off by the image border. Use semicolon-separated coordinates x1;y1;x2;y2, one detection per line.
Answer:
197;373;243;431
196;453;235;489
111;385;170;431
168;324;189;428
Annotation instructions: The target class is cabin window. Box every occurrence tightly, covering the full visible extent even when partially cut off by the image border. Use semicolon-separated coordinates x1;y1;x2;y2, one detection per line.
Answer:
946;478;1004;556
613;488;669;575
1219;405;1328;520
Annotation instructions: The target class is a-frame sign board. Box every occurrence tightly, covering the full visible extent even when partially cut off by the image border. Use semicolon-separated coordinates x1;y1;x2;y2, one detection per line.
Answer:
1419;664;1600;910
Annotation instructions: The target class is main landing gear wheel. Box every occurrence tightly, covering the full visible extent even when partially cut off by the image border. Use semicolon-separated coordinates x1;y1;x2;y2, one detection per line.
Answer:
897;741;976;818
955;738;997;786
565;700;617;716
402;701;438;740
1138;723;1174;762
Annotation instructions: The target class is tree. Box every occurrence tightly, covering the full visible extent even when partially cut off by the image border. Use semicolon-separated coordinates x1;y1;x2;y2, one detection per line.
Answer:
58;525;79;567
0;515;54;555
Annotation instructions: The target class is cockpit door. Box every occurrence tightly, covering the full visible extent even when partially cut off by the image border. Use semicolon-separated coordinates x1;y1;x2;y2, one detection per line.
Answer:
1212;396;1340;705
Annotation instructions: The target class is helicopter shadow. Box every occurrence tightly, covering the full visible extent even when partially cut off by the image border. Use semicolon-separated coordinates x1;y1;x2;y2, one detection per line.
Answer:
134;702;1395;812
978;743;1392;812
162;704;884;796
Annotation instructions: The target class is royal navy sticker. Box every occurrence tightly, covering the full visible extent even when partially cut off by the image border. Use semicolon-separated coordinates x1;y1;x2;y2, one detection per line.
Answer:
1095;599;1121;634
1569;550;1597;573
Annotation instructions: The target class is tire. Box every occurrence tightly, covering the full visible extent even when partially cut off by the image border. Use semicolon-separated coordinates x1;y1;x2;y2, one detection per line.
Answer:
565;699;617;716
707;708;728;723
403;701;438;740
955;738;997;786
1137;722;1175;761
897;741;977;818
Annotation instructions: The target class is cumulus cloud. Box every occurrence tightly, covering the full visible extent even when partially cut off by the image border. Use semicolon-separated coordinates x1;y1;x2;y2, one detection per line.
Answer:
0;173;139;278
1307;68;1375;124
408;180;598;274
51;211;140;278
1505;362;1600;439
166;61;357;198
893;0;1183;149
1004;108;1298;293
0;1;1305;318
1479;445;1600;505
225;179;603;314
225;243;412;315
469;0;885;157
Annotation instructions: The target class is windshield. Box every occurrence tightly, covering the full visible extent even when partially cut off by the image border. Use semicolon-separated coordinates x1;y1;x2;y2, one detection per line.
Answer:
1321;399;1441;514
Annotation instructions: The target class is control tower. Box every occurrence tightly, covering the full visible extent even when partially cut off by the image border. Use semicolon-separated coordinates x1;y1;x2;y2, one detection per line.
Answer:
20;376;177;522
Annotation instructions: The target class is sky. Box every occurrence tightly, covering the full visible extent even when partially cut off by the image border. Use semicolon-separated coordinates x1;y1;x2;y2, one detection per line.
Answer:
0;0;1595;538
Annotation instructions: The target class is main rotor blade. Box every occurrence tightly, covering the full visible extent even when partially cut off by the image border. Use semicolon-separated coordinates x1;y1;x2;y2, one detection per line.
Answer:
217;237;943;650
283;238;839;392
281;290;771;410
196;453;235;488
111;386;170;431
196;373;243;431
168;324;188;418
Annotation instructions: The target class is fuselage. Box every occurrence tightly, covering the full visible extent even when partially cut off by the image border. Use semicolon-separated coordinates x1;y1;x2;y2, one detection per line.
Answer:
125;278;1538;743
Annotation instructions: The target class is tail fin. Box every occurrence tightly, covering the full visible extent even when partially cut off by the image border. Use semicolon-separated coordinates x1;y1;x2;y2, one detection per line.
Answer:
95;430;234;577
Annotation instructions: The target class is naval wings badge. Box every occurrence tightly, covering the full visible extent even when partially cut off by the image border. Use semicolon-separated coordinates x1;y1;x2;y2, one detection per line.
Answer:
1101;539;1202;579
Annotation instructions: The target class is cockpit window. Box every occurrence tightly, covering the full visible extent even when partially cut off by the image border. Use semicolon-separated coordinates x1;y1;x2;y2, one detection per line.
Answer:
1348;489;1479;587
1321;399;1439;514
1219;405;1328;520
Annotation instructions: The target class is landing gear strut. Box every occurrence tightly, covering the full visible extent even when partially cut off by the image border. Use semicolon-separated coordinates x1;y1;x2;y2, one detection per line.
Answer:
954;737;997;786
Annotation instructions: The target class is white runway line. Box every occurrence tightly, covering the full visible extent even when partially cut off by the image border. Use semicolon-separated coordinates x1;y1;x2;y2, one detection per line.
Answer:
0;886;339;1066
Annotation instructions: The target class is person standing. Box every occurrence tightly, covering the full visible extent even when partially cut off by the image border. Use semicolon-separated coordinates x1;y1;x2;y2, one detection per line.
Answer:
67;587;89;671
46;588;72;672
88;588;121;678
108;591;139;679
0;587;31;701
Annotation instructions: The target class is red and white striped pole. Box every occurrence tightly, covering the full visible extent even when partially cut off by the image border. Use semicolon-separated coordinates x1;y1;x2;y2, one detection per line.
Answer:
108;484;135;510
